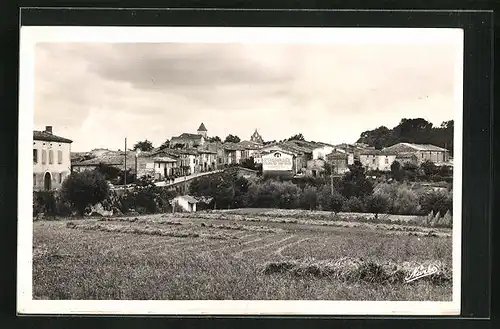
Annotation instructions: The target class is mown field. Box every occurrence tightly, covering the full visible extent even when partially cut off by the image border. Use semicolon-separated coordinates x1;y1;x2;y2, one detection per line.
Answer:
33;209;453;301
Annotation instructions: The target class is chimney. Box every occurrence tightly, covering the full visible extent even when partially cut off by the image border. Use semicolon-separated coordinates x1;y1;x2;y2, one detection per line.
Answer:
45;126;53;134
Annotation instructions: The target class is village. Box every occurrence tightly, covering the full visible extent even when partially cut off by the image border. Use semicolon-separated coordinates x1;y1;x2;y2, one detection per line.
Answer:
33;122;452;193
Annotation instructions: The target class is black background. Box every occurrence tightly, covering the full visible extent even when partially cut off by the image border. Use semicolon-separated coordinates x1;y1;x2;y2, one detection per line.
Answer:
0;2;496;329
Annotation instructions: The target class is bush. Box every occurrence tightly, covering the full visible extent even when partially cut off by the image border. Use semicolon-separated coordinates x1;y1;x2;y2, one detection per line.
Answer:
33;191;57;218
299;185;318;210
317;186;345;213
343;196;365;213
373;182;420;215
60;171;110;216
418;189;453;216
364;194;390;219
339;161;374;199
248;179;300;209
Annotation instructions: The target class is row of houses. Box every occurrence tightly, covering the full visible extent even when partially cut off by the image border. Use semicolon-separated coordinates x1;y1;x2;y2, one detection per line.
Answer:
33;124;452;191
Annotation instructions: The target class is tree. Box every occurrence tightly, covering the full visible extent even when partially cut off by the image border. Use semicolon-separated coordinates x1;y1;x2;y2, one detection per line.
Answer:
95;162;121;182
419;189;453;216
300;185;318;210
60;171;110;216
133;140;154;152
339;161;374;199
288;133;305;141
224;134;241;143
159;139;170;149
356;117;453;154
420;160;437;177
207;136;222;143
343;196;365;213
364;194;390;220
390;160;403;181
241;157;257;170
316;185;345;214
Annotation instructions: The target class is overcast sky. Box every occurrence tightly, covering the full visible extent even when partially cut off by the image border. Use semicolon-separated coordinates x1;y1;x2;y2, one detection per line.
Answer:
34;41;460;152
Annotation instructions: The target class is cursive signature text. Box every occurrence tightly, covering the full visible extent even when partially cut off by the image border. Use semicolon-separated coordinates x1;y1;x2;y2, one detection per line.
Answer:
405;264;439;283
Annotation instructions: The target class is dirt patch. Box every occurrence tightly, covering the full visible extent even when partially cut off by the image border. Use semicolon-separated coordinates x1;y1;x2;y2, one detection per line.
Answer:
200;222;283;233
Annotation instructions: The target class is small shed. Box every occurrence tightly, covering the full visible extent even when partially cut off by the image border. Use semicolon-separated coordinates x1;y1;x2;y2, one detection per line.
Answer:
172;195;199;212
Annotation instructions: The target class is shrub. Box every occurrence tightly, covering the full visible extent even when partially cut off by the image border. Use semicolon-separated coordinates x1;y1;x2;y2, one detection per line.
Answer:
418;189;453;216
33;191;57;218
60;171;110;216
373;182;420;215
339;161;374;199
364;194;390;220
343;196;365;213
299;185;318;210
248;179;300;209
317;186;345;213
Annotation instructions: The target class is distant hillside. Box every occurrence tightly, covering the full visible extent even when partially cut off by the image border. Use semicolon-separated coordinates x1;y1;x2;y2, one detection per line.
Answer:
356;118;453;154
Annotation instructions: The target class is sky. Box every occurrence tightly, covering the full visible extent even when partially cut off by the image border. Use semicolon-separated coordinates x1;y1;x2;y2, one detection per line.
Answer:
34;40;460;152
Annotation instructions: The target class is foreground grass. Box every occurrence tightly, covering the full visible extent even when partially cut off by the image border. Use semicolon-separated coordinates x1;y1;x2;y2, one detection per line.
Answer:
33;217;452;301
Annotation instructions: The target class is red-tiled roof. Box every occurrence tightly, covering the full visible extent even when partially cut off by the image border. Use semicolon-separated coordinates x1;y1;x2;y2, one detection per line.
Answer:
34;130;73;143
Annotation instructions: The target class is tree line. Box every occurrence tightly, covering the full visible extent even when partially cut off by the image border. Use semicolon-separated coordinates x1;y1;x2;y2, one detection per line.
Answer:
356;118;454;154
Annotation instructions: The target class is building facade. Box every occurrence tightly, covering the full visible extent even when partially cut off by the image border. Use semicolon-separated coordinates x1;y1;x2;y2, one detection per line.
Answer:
382;142;450;164
33;126;73;190
359;150;397;171
261;150;296;177
325;150;350;175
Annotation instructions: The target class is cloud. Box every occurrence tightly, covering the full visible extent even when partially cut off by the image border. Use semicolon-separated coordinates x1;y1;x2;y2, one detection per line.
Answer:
34;41;459;151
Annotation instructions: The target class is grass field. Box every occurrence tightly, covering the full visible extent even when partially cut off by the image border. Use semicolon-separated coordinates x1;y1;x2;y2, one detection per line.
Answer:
33;210;453;301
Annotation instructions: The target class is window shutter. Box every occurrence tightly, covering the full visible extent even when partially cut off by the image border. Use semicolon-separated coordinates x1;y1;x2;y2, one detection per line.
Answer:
49;150;54;164
42;150;47;164
33;149;38;163
58;150;63;164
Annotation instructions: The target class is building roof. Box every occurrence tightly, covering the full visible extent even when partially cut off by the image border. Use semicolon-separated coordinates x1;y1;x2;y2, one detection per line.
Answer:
171;133;204;141
72;151;138;169
261;149;296;157
238;140;263;150
395;152;418;159
152;156;178;163
383;142;448;153
33;130;73;143
326;150;349;159
360;149;396;156
197;123;207;132
223;142;246;151
176;195;199;204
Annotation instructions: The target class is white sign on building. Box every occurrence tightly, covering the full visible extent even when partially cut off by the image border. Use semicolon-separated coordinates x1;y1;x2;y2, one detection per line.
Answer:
262;151;293;171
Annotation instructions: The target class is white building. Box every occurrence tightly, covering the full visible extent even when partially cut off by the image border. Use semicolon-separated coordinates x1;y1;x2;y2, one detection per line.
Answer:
261;150;295;176
33;126;73;190
145;155;178;180
172;195;199;212
312;144;334;160
359;150;397;171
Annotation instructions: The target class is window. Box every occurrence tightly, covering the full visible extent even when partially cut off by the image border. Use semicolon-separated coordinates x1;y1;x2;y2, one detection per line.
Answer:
59;173;63;183
33;174;36;186
42;150;47;164
33;149;38;163
372;158;376;164
49;150;54;164
385;157;389;164
57;150;63;164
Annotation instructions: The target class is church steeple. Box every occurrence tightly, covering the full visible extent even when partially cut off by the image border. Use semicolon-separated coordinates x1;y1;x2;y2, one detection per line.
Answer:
197;123;207;138
250;129;263;144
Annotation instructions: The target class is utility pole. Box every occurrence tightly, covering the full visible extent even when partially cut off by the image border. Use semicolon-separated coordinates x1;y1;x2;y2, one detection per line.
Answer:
330;161;334;196
124;138;127;186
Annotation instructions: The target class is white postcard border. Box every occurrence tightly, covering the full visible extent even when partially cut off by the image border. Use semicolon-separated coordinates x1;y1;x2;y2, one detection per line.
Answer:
18;26;464;316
